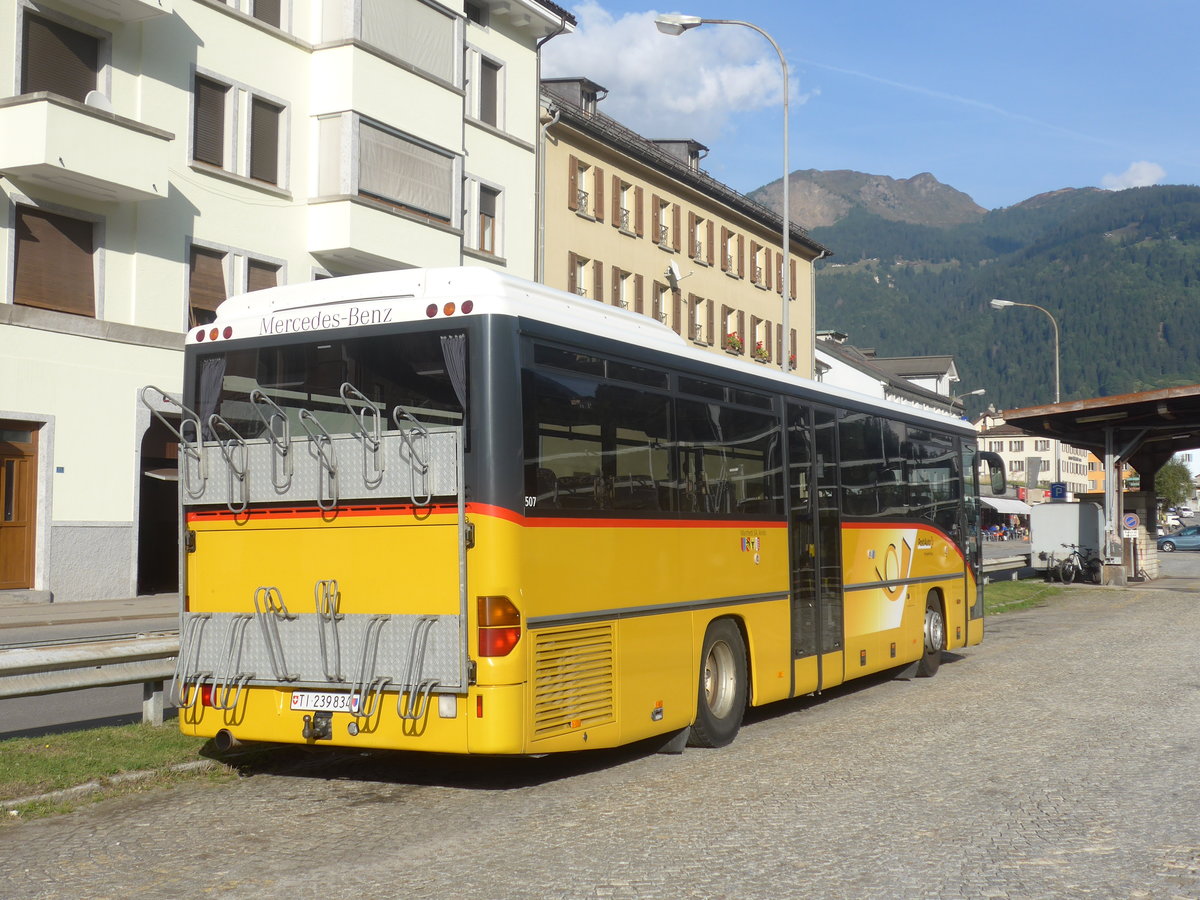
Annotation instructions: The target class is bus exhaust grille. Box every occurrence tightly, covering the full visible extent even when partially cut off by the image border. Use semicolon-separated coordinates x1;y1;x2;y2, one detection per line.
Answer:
532;624;615;740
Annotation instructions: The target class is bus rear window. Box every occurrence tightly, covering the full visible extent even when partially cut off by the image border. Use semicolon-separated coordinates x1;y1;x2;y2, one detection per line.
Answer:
190;331;467;440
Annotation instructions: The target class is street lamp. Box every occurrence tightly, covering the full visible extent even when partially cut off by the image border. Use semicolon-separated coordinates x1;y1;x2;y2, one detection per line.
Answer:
655;13;792;373
990;297;1061;482
950;387;985;413
989;298;1060;403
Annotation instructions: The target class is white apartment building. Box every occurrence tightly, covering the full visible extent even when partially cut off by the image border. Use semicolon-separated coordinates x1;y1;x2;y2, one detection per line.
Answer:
977;414;1090;500
0;0;572;601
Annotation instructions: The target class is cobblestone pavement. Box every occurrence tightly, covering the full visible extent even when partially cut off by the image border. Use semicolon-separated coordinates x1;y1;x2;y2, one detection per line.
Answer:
5;586;1200;900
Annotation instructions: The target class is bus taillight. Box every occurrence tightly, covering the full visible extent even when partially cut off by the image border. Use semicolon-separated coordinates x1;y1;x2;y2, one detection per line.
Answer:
199;683;214;707
477;596;521;657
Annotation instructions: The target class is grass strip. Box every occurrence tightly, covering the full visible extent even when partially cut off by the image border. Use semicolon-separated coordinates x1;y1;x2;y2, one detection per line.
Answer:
0;723;225;821
984;579;1065;615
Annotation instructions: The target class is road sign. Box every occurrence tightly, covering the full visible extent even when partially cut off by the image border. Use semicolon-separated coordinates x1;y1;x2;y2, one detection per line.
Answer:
1050;482;1067;500
1123;513;1140;530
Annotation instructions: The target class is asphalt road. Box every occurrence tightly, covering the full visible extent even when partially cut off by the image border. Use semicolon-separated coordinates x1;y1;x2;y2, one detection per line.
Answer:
5;573;1200;899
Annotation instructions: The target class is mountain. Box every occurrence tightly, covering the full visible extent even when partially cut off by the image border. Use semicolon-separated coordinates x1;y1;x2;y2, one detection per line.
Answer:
750;169;986;229
760;173;1200;413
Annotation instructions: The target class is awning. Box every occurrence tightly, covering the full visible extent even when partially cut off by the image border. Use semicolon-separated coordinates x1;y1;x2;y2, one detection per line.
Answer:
982;497;1032;515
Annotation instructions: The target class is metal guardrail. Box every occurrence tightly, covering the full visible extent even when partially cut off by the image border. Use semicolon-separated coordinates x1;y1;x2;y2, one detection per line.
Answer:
0;634;179;726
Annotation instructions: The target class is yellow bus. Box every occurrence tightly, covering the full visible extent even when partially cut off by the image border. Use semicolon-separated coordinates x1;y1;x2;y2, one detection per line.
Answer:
151;267;1004;755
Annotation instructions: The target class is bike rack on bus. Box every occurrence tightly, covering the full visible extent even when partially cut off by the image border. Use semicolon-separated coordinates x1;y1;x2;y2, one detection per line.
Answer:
253;586;297;682
209;613;254;710
340;382;385;489
209;414;249;514
172;612;212;709
140;386;207;499
392;408;431;507
396;615;439;720
298;409;339;511
250;389;293;493
349;615;391;720
314;579;343;682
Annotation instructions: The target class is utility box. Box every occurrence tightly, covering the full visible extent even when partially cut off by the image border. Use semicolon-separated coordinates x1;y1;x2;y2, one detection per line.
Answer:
1030;502;1105;571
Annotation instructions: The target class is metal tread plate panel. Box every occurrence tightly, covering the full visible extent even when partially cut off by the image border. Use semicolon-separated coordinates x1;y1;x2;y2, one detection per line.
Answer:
180;611;464;691
183;430;460;508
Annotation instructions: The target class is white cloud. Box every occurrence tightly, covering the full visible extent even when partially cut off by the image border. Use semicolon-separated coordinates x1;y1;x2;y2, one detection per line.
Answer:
1101;161;1167;190
542;3;806;142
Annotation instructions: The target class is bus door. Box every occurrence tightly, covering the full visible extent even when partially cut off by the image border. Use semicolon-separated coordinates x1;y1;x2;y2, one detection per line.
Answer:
786;402;844;694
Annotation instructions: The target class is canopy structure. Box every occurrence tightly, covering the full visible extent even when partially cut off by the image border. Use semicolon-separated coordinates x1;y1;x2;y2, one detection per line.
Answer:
982;497;1032;515
1003;384;1200;567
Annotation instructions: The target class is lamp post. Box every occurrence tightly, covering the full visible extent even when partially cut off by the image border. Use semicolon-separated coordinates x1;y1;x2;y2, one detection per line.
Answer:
990;297;1061;482
655;13;792;373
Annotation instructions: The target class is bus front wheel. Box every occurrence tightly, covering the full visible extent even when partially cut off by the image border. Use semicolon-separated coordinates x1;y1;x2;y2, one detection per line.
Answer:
687;619;747;748
916;595;945;678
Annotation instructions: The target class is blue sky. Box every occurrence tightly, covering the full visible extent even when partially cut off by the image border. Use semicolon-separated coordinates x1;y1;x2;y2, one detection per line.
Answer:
542;1;1200;211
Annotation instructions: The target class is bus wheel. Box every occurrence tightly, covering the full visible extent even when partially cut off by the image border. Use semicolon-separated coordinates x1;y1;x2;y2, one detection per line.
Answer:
916;595;945;678
687;619;747;748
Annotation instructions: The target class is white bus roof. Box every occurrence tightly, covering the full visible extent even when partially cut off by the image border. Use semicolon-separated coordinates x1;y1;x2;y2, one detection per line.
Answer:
194;267;973;435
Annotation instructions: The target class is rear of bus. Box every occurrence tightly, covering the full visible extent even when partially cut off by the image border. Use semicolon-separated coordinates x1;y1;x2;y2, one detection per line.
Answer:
169;272;510;753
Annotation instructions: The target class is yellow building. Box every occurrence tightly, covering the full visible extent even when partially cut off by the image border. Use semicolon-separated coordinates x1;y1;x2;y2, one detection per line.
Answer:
539;78;828;376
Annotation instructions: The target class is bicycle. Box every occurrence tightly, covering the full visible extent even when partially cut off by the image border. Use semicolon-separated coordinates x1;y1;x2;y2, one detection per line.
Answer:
1056;543;1102;584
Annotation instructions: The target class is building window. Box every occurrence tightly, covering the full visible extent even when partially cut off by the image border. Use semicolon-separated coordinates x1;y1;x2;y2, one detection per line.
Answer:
247;258;280;293
568;157;591;215
14;207;96;318
653;282;669;323
478;185;499;255
192;75;227;168
1009;440;1024;452
358;121;455;223
249;97;282;185
21;13;100;103
656;198;670;245
464;2;485;25
1010;460;1024;473
1035;439;1050;451
479;58;501;127
568;252;590;297
360;0;458;85
252;0;282;28
189;246;227;327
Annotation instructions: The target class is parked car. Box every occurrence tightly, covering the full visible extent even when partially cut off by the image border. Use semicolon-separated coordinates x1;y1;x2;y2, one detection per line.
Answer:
1163;514;1182;530
1179;507;1193;518
1158;525;1200;552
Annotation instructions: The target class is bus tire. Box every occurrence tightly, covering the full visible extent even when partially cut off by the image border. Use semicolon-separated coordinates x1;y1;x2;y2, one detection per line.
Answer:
687;619;747;748
916;594;945;678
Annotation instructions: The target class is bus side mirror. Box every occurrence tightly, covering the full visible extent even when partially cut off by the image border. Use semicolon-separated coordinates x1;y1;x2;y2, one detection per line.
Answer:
979;451;1006;495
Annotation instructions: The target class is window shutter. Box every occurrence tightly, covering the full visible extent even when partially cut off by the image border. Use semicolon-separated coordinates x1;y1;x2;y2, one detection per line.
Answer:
188;247;227;327
611;265;620;304
789;259;797;299
737;311;745;350
706;222;714;265
567;156;579;211
706;299;714;345
720;305;732;348
776;253;784;295
567;252;577;294
720;228;729;271
13;207;95;318
671;289;682;335
593;257;603;300
687;293;697;340
250;97;282;184
765;249;773;291
750;241;759;281
634;274;644;313
253;0;282;27
247;259;280;293
21;15;98;103
790;329;797;370
687;212;696;258
634;187;644;237
650;194;660;241
737;234;745;277
672;204;681;252
193;76;226;167
594;167;605;222
611;175;620;227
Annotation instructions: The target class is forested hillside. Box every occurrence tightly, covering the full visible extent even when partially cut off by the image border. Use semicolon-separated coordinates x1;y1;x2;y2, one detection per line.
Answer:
808;184;1200;412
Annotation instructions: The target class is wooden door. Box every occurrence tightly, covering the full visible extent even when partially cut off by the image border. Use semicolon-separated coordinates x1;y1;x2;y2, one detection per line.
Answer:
0;423;37;590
